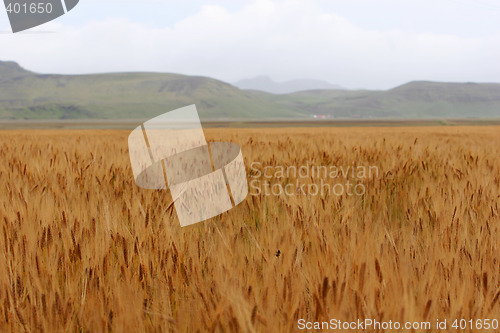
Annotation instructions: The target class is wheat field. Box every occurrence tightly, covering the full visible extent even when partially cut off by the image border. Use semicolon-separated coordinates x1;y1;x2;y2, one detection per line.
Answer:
0;127;499;332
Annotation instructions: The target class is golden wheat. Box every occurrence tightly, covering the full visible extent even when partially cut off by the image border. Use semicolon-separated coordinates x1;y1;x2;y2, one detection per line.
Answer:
0;127;498;332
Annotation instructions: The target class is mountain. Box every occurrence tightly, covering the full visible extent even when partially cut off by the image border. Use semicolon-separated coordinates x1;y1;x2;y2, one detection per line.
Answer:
272;81;500;118
370;81;500;118
0;61;303;120
233;76;344;94
1;61;500;120
0;61;34;82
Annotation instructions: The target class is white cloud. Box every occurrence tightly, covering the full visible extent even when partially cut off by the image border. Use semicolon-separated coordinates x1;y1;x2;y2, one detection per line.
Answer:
0;0;498;89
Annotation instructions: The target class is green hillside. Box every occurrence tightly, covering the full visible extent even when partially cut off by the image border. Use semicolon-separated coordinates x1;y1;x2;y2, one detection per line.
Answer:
1;61;499;120
272;82;500;118
0;61;303;120
370;81;500;118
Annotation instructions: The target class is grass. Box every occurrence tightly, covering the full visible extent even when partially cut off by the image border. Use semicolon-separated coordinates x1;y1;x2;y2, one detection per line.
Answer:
0;127;499;332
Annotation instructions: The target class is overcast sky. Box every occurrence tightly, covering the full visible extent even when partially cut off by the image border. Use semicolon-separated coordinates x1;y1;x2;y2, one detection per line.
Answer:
0;0;499;89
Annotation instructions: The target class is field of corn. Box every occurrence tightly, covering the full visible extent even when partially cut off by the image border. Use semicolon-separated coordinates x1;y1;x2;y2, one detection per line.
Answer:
0;127;499;332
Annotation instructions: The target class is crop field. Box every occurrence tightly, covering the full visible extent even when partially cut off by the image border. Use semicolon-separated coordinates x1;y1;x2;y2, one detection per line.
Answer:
0;127;499;332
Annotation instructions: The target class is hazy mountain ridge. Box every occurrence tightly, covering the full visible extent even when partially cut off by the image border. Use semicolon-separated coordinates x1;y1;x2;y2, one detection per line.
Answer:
233;76;344;94
1;61;499;120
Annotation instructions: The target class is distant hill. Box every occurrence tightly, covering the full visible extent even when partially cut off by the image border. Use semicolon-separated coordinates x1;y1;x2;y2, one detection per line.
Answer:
0;61;304;120
0;61;34;82
272;82;500;118
1;61;499;120
233;76;343;94
370;81;500;118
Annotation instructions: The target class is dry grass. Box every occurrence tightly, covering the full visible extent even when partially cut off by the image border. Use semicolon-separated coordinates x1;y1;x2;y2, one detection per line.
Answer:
0;127;499;332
